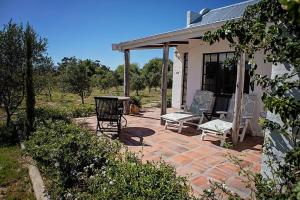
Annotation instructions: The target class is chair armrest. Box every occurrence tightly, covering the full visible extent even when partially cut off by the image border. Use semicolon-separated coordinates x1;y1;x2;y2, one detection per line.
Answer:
198;108;209;112
118;108;124;115
216;111;228;115
242;115;253;119
180;105;188;111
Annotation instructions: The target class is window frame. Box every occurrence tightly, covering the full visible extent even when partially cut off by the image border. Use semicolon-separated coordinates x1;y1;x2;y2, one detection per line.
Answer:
201;51;250;94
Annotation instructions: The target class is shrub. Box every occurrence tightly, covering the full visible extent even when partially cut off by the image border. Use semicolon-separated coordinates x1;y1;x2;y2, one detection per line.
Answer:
25;121;196;199
0;122;19;145
34;105;95;123
129;96;142;108
34;107;71;123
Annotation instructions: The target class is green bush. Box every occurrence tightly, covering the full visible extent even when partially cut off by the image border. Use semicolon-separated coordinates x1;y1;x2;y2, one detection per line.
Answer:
34;105;95;123
0;122;19;145
130;95;142;108
35;107;71;122
25;121;196;199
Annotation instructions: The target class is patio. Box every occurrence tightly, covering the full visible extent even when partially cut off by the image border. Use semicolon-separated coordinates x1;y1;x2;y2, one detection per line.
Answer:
76;107;263;198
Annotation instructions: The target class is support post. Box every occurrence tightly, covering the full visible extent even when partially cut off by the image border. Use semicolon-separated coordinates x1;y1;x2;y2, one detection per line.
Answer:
232;52;245;145
124;49;130;114
160;43;169;125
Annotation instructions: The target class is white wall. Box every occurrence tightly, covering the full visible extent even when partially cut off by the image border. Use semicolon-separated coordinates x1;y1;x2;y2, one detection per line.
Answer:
171;40;272;136
172;45;188;108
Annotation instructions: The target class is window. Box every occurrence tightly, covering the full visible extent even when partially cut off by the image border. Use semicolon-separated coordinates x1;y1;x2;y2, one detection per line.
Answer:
182;53;188;105
202;52;250;94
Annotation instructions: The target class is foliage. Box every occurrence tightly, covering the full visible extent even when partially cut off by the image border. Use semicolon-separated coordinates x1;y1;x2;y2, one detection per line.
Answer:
91;66;117;91
142;58;163;92
34;56;56;100
280;0;300;25
0;21;25;126
0;121;19;145
130;95;142;108
142;58;173;92
130;74;146;95
24;24;47;134
33;105;95;124
0;20;47;129
60;58;92;104
114;63;140;86
167;97;172;108
25;120;196;199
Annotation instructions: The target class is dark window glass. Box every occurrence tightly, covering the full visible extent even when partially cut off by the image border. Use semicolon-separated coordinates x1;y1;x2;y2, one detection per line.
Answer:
202;52;250;94
182;53;188;105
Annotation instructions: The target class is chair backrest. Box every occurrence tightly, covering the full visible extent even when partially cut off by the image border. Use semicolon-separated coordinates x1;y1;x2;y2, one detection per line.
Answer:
211;94;232;118
225;94;256;122
189;90;214;114
94;97;119;118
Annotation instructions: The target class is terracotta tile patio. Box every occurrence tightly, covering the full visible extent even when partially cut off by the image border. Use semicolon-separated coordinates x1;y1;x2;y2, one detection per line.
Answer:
76;108;263;198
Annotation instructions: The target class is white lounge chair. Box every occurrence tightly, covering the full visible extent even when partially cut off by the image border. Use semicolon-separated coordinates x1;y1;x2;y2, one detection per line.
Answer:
161;90;214;133
198;94;256;146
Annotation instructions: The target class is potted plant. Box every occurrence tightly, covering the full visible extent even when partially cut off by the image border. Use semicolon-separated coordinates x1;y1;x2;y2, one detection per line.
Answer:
130;96;142;114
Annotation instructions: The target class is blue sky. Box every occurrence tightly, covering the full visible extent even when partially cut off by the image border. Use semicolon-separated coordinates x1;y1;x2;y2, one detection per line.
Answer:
0;0;244;69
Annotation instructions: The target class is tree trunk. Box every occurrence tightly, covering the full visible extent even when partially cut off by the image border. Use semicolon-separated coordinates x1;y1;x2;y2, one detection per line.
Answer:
6;112;11;127
81;93;85;105
47;85;52;101
25;26;35;135
148;87;151;93
232;52;245;145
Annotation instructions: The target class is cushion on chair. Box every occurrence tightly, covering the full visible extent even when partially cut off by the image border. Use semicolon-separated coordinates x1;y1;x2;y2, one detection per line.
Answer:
161;112;200;122
198;119;232;134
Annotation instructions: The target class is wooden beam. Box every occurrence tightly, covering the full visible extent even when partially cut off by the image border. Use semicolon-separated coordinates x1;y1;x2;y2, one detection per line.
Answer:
232;52;245;145
124;49;130;114
134;45;177;50
160;43;169;125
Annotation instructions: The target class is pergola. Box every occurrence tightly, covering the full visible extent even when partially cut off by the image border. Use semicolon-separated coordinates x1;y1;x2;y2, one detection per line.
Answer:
112;22;245;144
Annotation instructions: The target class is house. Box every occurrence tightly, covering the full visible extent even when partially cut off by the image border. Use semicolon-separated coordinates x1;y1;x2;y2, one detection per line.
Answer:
112;0;271;136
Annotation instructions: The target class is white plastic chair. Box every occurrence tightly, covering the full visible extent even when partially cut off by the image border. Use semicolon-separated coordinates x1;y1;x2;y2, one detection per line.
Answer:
198;94;256;146
161;90;214;133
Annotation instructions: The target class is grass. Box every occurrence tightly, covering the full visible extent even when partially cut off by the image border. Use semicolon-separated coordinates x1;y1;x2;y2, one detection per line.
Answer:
0;146;34;200
35;87;172;109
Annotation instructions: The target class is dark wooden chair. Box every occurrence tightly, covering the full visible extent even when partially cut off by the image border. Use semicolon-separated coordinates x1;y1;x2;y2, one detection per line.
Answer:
95;97;123;137
203;93;232;121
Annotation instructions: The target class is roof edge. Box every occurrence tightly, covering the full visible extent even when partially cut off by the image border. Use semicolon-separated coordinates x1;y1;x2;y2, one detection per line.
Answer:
112;21;227;51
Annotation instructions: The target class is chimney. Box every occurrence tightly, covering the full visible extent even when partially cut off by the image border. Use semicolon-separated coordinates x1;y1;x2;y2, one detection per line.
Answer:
187;8;210;27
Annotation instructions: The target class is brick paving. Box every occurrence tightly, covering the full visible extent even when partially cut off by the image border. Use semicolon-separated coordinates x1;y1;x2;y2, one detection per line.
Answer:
76;108;263;198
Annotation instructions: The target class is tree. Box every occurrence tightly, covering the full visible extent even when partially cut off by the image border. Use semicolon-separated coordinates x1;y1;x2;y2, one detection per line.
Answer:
91;63;115;91
0;21;25;126
142;58;173;93
24;24;47;134
34;56;56;101
130;74;146;95
114;63;140;86
61;58;92;104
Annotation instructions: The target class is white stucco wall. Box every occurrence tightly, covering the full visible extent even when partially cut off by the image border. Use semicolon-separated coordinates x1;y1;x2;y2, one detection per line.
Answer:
171;39;272;136
171;45;188;108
